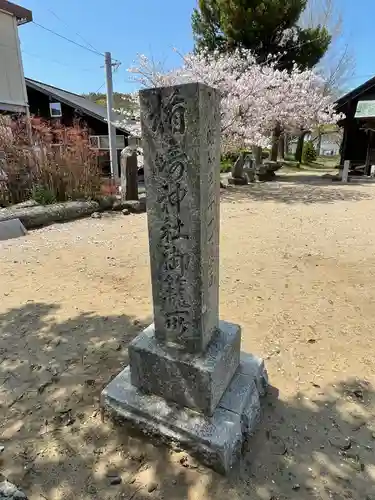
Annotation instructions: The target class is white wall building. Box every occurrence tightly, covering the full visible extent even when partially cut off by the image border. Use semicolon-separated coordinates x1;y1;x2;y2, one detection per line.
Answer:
0;0;32;113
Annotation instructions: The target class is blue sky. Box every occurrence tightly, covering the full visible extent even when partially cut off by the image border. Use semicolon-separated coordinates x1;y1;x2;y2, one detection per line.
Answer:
17;0;375;96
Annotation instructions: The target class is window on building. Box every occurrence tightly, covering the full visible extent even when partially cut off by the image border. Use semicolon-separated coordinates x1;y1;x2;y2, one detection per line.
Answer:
49;102;62;117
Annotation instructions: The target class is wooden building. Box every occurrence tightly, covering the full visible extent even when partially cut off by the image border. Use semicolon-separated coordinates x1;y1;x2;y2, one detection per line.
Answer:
0;0;32;114
25;78;130;176
336;77;375;174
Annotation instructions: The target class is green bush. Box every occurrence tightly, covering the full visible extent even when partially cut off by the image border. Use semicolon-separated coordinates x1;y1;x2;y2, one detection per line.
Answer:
302;140;317;163
221;149;252;163
220;158;233;173
220;148;268;171
32;185;56;205
284;153;295;162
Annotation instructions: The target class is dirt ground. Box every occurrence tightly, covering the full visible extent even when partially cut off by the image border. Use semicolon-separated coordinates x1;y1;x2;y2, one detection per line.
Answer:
1;172;375;500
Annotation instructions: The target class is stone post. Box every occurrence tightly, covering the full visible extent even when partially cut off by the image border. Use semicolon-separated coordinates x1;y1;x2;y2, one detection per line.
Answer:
120;148;127;199
101;83;268;474
342;160;350;183
120;147;138;201
140;82;220;353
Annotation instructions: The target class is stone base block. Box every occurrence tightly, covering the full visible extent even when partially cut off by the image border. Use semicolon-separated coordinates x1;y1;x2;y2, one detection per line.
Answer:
101;353;267;474
129;320;240;416
228;176;248;185
240;352;268;396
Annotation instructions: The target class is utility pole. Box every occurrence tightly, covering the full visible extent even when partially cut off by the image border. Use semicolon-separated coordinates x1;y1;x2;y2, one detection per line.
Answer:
105;52;119;180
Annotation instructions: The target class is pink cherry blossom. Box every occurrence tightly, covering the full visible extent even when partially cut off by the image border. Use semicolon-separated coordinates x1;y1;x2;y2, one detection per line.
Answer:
124;49;341;152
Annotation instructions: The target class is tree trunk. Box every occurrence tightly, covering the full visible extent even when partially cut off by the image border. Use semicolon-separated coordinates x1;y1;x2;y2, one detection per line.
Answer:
271;123;281;161
252;145;262;166
278;132;285;159
295;131;308;163
316;131;322;157
284;133;289;156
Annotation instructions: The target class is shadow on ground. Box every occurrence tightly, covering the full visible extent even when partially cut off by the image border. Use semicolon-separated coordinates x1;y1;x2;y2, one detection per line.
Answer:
277;173;375;186
1;302;374;499
221;177;373;205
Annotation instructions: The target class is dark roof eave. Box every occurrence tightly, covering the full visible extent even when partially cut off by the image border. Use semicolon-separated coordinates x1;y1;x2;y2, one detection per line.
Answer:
0;0;32;24
336;76;375;110
26;79;104;123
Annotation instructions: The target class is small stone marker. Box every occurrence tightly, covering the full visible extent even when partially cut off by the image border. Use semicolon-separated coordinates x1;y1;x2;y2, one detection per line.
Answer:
370;165;375;178
243;154;256;183
342;160;350;183
0;218;27;241
228;152;248;185
101;83;268;474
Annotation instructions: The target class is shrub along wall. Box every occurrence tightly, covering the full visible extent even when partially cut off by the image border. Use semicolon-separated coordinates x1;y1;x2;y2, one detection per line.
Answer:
0;116;101;207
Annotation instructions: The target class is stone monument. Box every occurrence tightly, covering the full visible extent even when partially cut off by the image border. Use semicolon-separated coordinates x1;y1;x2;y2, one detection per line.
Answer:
228;152;248;185
243;154;256;183
101;82;268;474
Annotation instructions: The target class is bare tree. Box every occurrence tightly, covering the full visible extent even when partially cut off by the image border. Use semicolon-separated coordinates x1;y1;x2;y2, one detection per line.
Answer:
294;0;354;161
300;0;355;96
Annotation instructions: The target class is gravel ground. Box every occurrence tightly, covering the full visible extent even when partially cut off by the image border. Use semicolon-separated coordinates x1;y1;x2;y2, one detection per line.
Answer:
1;172;375;500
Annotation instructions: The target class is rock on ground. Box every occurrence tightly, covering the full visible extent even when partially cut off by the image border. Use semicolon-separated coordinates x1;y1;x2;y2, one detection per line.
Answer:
0;481;27;499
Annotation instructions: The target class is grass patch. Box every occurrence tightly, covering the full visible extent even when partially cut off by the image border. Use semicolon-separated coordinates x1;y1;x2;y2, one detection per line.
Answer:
303;156;340;170
281;155;339;171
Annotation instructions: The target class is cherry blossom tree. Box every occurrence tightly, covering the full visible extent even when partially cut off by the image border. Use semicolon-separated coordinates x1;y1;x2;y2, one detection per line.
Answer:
114;92;142;138
119;49;340;156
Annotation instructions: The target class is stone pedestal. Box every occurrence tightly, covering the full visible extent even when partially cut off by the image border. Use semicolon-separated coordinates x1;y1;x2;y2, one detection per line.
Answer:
101;83;268;474
102;351;267;474
129;321;241;416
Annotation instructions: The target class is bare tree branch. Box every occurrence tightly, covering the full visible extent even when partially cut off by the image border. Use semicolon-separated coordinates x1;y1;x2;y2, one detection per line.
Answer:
300;0;355;95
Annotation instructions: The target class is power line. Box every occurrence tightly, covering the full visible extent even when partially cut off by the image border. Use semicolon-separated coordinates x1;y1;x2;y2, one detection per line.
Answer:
32;20;122;66
32;21;105;57
94;82;106;94
94;64;121;94
21;50;99;73
46;8;100;54
0;40;102;79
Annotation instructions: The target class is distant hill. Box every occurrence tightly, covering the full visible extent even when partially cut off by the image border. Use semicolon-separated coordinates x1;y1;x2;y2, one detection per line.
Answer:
82;92;135;113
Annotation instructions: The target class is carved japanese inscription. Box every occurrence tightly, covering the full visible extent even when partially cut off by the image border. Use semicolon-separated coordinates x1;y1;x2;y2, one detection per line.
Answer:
140;83;221;353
